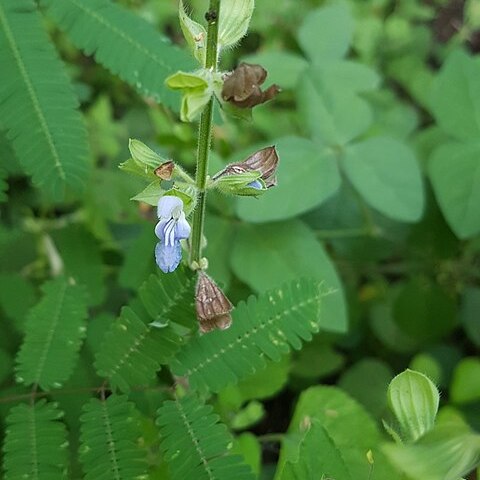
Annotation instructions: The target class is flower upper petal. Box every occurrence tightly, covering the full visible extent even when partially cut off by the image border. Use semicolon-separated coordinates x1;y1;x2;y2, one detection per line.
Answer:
155;241;182;273
157;195;184;219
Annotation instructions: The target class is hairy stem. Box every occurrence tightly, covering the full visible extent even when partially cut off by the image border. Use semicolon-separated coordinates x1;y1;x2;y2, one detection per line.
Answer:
189;0;220;268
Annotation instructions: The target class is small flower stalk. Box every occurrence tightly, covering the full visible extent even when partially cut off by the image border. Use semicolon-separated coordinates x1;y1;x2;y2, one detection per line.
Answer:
195;272;233;333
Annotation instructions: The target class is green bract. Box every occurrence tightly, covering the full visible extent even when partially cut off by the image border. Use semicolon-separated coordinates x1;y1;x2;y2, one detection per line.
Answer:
387;369;439;443
129;138;167;169
218;0;255;49
179;0;207;65
213;169;266;196
165;70;223;122
131;181;165;206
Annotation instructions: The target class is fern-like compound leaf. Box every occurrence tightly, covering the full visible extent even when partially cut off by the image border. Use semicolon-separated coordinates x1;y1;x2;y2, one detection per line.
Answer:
15;277;88;390
95;269;196;391
3;400;68;480
79;394;147;480
0;0;90;199
171;278;325;392
157;395;255;480
40;0;194;110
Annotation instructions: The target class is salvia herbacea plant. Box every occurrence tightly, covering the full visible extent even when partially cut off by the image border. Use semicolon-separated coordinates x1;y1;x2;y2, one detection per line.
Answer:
121;0;281;333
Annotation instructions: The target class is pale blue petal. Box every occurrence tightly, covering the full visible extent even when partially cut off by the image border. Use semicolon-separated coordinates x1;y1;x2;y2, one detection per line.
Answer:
163;218;177;246
247;180;263;190
157;195;183;219
155;241;182;273
175;212;191;240
154;219;169;240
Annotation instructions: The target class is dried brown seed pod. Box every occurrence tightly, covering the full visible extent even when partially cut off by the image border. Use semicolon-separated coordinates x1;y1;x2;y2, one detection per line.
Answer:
154;161;175;180
235;146;278;188
222;63;280;109
195;272;233;334
212;146;279;189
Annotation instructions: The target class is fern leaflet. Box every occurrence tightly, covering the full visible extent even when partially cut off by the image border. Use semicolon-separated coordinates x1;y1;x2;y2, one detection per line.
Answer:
40;0;194;110
170;278;325;392
0;0;90;199
157;394;255;480
15;277;88;390
79;394;147;480
3;400;68;480
94;268;196;391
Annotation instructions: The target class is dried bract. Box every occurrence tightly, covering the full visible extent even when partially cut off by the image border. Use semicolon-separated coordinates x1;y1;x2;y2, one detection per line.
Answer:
154;161;175;180
195;272;233;333
222;63;280;108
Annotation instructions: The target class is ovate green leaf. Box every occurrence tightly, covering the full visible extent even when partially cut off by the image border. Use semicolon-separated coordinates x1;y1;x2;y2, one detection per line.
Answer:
342;136;424;222
450;358;480;404
278;422;352;480
429;141;480;238
387;369;439;443
431;50;480;141
243;51;308;90
298;67;373;146
339;359;393;418
297;0;353;63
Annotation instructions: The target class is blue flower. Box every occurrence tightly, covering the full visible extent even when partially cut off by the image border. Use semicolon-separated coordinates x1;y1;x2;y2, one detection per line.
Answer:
154;196;191;273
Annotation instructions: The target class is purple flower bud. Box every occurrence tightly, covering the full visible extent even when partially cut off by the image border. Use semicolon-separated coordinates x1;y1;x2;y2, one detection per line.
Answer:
154;196;191;273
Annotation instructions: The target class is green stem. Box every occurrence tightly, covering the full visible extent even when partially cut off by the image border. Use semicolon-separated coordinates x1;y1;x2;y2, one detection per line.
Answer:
189;0;221;268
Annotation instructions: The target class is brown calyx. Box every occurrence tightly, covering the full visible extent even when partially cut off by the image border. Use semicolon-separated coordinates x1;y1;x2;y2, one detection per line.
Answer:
195;272;233;334
222;63;280;109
